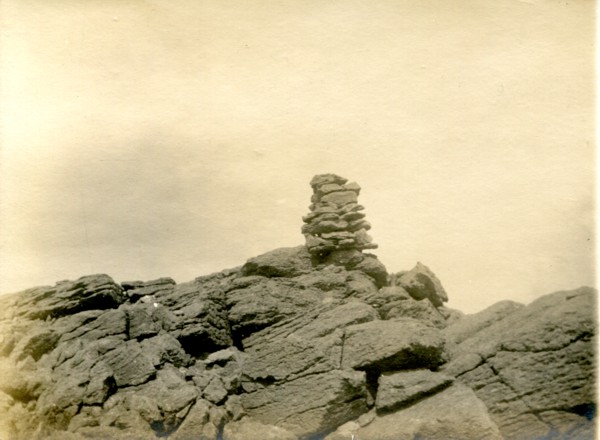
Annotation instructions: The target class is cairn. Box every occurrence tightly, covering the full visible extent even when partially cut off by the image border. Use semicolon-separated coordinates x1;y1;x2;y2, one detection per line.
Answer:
302;173;377;260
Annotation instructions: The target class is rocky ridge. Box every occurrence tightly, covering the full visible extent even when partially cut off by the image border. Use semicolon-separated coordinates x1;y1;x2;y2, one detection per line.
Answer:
0;174;595;439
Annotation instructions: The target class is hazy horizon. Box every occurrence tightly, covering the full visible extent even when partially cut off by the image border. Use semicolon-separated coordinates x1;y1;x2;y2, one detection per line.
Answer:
0;0;595;313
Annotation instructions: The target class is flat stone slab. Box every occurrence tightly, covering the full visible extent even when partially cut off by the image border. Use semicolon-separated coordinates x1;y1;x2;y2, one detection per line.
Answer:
376;369;454;413
345;383;503;440
341;319;446;372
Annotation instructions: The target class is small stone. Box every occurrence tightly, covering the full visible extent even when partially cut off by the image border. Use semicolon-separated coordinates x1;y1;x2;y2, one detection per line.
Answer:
311;220;349;234
313;204;338;213
358;242;378;250
322;249;363;266
354;229;375;246
339;203;364;214
205;347;243;367
320;191;358;206
305;235;331;249
344;181;361;194
341;211;366;222
310;174;348;188
337;238;358;248
347;219;371;232
203;378;228;404
321;231;355;240
317;183;344;195
225;395;246;421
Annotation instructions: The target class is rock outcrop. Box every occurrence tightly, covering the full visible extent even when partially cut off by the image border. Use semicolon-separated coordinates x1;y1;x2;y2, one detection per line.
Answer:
0;174;595;439
442;287;596;439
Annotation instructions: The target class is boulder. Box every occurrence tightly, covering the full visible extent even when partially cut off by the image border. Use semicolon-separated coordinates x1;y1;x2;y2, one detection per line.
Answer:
389;299;447;328
7;275;126;320
357;285;449;327
341;319;446;372
241;369;367;438
392;262;448;307
443;287;596;439
241;246;314;278
349;383;503;440
350;254;388;288
121;277;176;302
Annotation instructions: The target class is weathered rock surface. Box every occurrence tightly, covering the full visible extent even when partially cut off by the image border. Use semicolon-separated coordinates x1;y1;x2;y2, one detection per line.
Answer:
357;285;451;327
0;175;595;440
0;263;594;440
444;299;524;347
442;286;596;439
241;246;315;278
327;383;504;440
375;369;454;413
241;369;367;437
154;274;236;356
1;275;126;321
121;277;176;303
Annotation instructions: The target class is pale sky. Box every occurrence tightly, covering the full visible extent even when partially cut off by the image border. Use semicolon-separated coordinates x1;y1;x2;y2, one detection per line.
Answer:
0;0;595;313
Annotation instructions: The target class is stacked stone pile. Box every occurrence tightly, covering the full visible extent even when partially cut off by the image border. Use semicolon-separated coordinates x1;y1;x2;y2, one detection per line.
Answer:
302;174;377;257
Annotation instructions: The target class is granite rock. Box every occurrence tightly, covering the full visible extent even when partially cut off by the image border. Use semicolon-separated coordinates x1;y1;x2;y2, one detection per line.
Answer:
392;262;448;307
442;287;596;439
